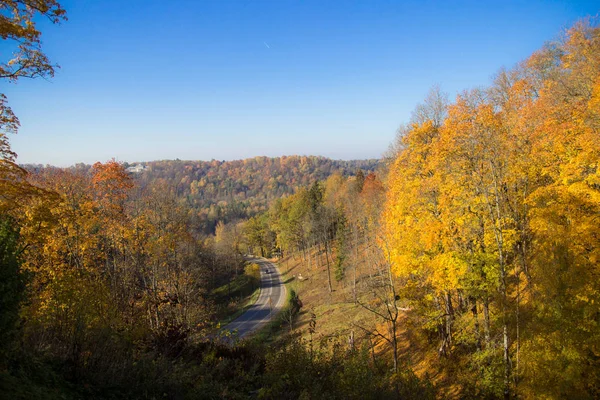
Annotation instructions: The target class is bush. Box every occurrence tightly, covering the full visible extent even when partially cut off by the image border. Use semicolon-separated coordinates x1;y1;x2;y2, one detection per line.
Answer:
260;337;435;400
0;216;26;356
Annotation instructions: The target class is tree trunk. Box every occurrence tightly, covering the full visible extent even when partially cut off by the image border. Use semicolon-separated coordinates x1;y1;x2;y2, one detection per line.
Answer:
445;291;454;351
325;244;333;293
353;259;357;304
438;292;454;356
483;298;491;345
470;297;482;351
504;324;510;400
391;320;399;374
353;226;359;303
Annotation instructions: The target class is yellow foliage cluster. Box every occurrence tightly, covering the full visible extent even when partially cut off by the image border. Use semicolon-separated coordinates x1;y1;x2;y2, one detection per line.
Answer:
383;20;600;398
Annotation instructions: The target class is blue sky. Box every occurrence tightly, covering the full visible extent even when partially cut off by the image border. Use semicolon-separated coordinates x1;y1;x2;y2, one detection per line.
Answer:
3;0;598;166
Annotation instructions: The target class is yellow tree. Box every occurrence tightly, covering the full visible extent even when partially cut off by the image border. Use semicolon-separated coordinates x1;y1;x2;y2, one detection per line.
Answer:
384;20;600;398
383;118;465;357
19;168;117;368
518;21;600;398
436;90;523;397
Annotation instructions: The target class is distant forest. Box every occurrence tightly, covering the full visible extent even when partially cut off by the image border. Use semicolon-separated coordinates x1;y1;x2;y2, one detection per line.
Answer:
24;156;379;233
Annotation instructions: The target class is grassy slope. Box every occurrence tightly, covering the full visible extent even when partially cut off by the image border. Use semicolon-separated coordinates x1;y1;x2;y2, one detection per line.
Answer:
268;249;462;399
212;273;260;326
275;252;379;340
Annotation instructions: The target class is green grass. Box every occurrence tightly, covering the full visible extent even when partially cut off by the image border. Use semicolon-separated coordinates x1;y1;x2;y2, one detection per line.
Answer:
219;286;261;326
212;273;256;300
212;273;261;327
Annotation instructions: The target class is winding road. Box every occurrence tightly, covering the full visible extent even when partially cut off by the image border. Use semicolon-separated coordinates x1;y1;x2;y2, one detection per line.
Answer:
222;257;287;339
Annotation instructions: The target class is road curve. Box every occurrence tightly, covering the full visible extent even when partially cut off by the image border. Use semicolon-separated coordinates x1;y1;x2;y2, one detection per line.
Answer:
222;257;287;339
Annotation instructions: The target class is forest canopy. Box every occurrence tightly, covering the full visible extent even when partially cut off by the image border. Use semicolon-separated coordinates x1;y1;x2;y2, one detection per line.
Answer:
383;19;600;398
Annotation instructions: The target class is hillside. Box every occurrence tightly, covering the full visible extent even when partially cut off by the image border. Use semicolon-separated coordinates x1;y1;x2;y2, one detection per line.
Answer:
131;156;379;233
24;156;378;234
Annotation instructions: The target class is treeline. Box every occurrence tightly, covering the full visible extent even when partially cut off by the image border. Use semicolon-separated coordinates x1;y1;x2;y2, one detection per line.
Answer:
382;21;600;398
245;170;384;295
139;156;378;233
26;156;378;235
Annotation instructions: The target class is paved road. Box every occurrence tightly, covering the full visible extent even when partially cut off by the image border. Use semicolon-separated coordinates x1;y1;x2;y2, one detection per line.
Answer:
222;257;286;339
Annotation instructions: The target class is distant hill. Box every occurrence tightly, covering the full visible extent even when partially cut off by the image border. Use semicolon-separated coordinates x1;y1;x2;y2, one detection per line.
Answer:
25;156;379;234
133;156;379;233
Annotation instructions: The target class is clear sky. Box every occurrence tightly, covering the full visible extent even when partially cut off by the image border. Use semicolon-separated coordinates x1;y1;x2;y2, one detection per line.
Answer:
3;0;598;166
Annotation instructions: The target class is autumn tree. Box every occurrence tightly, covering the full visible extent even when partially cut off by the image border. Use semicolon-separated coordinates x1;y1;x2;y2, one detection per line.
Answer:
244;213;275;257
0;0;66;212
383;19;600;399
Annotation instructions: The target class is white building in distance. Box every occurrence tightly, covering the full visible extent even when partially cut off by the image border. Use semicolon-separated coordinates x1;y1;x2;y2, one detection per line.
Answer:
126;164;146;173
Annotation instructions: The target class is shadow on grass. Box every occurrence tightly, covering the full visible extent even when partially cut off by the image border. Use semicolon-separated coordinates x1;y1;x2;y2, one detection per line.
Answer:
279;261;300;276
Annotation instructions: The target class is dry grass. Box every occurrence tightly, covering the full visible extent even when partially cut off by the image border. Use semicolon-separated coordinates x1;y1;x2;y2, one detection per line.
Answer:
276;250;380;342
273;248;466;399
